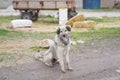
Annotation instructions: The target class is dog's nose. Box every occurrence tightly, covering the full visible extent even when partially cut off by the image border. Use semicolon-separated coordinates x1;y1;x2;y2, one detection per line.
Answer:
63;35;66;37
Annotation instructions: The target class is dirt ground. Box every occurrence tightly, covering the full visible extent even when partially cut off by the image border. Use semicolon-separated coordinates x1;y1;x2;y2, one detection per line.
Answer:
0;30;120;80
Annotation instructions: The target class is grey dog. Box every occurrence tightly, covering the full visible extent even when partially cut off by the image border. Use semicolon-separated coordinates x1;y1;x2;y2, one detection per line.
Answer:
43;25;72;73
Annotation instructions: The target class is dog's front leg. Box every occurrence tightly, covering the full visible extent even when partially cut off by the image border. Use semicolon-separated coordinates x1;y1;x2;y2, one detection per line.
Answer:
66;46;73;71
57;48;66;73
59;55;66;73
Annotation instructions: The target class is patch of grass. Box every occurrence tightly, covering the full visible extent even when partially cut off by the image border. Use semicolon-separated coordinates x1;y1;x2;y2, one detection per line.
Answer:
0;15;58;28
71;28;120;41
29;32;55;39
0;52;14;56
0;28;120;43
37;15;58;24
30;46;49;51
0;29;24;42
87;16;120;23
0;52;16;62
0;29;11;35
0;16;18;26
0;15;58;25
30;46;40;51
0;29;55;42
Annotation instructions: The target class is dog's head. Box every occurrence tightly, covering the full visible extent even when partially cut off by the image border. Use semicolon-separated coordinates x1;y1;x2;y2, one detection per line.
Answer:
56;26;71;45
56;26;71;35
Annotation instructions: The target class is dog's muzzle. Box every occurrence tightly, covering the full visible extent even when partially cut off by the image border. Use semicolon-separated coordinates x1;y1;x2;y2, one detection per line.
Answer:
60;34;70;45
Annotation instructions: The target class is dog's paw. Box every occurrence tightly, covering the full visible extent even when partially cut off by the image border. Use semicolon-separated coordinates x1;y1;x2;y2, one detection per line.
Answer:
62;70;66;73
68;68;73;71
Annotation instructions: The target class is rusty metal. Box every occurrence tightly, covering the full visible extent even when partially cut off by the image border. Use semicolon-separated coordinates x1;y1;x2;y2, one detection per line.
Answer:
12;0;76;11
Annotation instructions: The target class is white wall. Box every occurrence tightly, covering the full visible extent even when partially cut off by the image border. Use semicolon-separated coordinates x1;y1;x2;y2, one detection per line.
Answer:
101;0;115;8
0;0;12;9
75;0;83;8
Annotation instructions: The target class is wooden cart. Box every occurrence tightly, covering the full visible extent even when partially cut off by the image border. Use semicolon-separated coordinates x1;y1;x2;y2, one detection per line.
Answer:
12;0;77;21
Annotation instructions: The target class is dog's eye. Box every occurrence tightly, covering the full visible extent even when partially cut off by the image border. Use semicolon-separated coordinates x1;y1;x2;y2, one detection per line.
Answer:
65;30;67;32
60;31;62;33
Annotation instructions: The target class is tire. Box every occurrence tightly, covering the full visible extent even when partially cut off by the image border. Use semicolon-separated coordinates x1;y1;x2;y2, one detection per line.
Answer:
32;12;38;21
21;12;32;20
32;16;38;21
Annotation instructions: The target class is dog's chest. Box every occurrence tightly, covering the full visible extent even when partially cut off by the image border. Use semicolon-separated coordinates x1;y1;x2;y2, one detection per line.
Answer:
55;35;70;47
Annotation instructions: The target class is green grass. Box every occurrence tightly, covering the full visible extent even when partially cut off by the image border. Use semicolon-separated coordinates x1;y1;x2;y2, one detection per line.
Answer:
0;15;58;28
0;28;120;42
0;29;24;42
71;28;120;41
0;15;58;24
0;29;55;42
87;16;120;23
0;16;18;26
30;46;49;51
0;52;14;56
0;52;16;62
38;15;58;24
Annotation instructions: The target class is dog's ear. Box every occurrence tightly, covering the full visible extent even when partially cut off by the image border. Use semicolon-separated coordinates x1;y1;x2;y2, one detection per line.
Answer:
66;26;71;32
56;28;60;34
